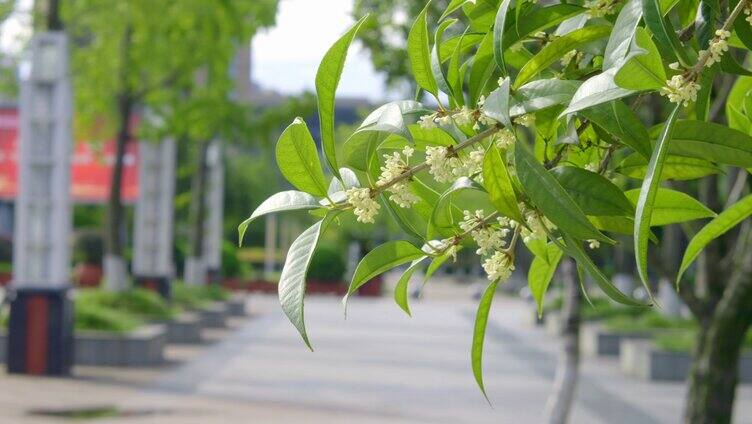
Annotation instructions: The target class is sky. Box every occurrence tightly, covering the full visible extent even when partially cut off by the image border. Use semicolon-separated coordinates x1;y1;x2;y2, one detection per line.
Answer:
252;0;390;102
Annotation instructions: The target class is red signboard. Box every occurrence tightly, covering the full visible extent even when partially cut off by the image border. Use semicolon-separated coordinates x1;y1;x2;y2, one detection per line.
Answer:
0;107;139;203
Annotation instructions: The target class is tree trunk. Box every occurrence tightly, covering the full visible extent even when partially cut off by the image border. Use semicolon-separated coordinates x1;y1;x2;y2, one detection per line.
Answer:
544;258;581;424
103;93;132;291
683;230;752;424
184;140;209;285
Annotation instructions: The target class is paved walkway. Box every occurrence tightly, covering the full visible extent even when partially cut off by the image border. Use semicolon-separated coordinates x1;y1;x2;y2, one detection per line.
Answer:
0;288;751;423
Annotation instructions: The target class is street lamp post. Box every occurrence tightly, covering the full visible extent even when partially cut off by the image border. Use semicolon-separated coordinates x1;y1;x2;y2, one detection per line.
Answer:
132;138;176;298
7;32;74;375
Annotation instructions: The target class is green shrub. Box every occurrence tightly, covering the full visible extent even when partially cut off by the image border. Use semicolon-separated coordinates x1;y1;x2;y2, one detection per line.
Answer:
654;329;752;353
73;229;104;265
75;301;141;333
604;311;695;333
307;245;346;282
172;282;211;309
203;283;231;301
77;288;178;320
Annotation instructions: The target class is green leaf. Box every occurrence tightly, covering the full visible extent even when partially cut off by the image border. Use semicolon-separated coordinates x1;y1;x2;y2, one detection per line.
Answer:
510;79;582;116
492;0;514;76
633;105;680;301
446;29;469;106
677;193;752;284
469;31;496;105
603;0;643;69
552;167;634;216
483;145;523;222
316;16;368;180
483;79;512;128
328;168;360;196
344;241;425;310
515;145;612;243
528;243;563;317
431;19;458;99
279;216;334;350
614;28;667;91
626;188;716;225
424;250;454;283
579;100;651;159
431;177;494;236
408;2;439;97
394;256;428;316
616;153;721;181
732;0;752;50
275;118;329;197
514;25;611;89
560;68;636;116
238;190;320;246
641;0;690;65
562;233;649;306
505;4;586;48
651;120;752;169
471;278;499;400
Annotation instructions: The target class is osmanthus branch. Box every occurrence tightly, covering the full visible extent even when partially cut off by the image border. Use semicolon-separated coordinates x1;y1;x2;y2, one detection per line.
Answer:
689;0;749;77
370;124;503;195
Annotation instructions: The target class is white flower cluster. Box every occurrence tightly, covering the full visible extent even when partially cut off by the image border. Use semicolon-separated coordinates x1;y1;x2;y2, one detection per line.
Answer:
418;106;480;130
514;114;535;127
425;145;486;183
494;128;516;150
482;251;516;282
517;207;555;243
745;4;752;25
345;187;380;223
588;239;601;250
432;237;460;261
376;146;419;208
701;30;730;67
459;210;515;281
460;210;511;256
585;0;619;18
660;74;700;106
560;50;578;67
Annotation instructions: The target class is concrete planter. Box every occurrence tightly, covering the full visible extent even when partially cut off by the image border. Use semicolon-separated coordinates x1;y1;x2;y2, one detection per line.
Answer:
0;326;167;367
198;302;229;328
620;339;752;382
226;296;247;317
74;324;167;366
581;323;651;357
162;313;202;344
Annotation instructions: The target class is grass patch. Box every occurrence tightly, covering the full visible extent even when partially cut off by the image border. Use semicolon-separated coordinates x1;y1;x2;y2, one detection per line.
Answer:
604;311;695;333
654;329;752;353
75;301;141;333
171;282;230;309
77;288;179;321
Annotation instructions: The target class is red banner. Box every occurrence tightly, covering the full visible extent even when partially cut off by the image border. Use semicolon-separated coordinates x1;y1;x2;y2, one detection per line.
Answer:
0;107;139;203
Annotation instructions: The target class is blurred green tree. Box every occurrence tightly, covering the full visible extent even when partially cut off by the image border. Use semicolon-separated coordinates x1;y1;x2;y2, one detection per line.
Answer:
57;0;278;285
352;0;451;92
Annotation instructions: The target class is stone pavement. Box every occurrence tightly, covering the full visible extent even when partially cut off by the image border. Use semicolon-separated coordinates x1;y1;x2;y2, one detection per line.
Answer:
0;287;750;423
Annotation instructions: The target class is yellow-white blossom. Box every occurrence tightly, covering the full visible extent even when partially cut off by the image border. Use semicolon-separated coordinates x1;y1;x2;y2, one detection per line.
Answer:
376;146;419;208
588;239;601;250
660;75;700;106
482;251;515;281
514;114;535;127
700;30;730;67
460;210;511;256
425;146;455;183
494;128;516;149
418;114;437;129
345;187;380;223
585;0;619;18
